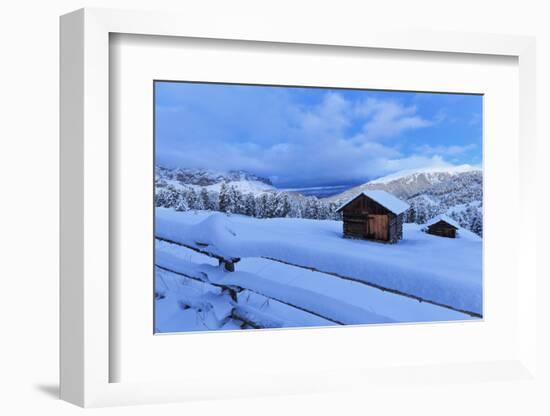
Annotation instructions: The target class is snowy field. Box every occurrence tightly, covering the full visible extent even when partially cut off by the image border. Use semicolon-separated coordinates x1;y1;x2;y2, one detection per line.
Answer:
155;208;482;333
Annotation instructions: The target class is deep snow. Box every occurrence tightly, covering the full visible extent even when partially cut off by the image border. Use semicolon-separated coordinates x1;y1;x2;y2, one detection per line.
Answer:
155;239;473;333
155;208;482;332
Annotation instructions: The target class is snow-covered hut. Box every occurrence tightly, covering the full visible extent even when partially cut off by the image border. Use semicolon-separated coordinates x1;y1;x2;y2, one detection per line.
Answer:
425;215;459;238
336;190;410;243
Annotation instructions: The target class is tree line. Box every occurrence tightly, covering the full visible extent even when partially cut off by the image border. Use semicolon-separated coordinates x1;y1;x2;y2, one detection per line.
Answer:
404;198;482;236
155;182;342;220
156;181;482;236
403;172;483;236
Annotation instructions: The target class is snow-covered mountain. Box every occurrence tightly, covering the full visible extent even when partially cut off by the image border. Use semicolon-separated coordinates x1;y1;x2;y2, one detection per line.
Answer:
328;164;481;201
328;165;483;235
155;166;275;194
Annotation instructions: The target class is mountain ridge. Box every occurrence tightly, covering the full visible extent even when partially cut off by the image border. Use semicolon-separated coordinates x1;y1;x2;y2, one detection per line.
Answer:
368;164;480;184
328;164;481;201
156;166;273;187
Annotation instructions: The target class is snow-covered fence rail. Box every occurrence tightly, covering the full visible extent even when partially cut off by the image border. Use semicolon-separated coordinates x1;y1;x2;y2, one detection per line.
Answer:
156;236;241;272
261;257;482;318
156;236;481;319
229;310;264;329
156;263;240;298
155;262;346;325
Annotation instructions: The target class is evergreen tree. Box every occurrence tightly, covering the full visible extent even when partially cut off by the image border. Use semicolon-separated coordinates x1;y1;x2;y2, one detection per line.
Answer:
155;189;169;207
317;200;330;220
244;193;256;217
199;187;210;210
155;186;180;208
255;194;269;218
273;193;291;218
282;194;292;217
406;205;416;223
470;211;483;237
265;193;278;218
186;188;198;210
304;197;320;219
209;191;220;211
219;182;230;213
174;194;189;211
328;201;342;220
289;197;305;218
231;186;245;214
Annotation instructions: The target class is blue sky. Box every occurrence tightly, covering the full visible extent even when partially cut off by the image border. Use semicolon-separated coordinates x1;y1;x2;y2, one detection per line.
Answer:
155;81;482;188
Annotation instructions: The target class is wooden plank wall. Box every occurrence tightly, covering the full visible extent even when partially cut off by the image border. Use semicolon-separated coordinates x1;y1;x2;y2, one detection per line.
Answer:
341;194;404;244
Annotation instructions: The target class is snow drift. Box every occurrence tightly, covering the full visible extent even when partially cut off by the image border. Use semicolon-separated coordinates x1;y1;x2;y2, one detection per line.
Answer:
155;209;483;316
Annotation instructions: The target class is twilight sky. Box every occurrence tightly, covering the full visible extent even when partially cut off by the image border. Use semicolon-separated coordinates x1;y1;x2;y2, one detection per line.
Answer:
155;81;482;188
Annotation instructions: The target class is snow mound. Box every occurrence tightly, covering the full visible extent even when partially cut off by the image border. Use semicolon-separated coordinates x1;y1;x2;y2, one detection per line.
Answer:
156;211;240;259
188;212;237;244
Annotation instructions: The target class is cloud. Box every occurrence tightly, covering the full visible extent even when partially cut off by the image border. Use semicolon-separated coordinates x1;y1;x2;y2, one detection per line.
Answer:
375;155;452;174
156;84;476;187
301;92;351;135
416;143;477;156
352;98;433;142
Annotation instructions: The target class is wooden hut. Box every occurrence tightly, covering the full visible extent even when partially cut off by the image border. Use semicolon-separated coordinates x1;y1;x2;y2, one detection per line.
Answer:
425;215;459;238
336;190;410;243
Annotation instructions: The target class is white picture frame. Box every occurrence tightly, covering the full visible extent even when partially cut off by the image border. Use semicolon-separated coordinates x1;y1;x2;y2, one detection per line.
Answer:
60;7;538;407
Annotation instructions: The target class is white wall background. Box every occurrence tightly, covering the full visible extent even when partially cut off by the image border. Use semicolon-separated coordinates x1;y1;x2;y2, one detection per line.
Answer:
0;1;548;414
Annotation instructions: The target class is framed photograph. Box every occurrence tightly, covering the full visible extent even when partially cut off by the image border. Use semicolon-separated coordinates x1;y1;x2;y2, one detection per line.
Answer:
153;81;483;334
60;8;538;407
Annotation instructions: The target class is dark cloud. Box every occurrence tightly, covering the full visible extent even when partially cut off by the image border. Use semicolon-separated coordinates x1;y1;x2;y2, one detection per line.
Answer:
155;83;481;187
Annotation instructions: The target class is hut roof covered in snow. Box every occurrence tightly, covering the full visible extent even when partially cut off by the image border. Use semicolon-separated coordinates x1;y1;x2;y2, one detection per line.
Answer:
426;214;460;229
336;190;410;215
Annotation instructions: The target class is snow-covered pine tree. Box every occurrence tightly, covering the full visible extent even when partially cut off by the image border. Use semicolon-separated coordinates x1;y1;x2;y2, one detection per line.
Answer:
209;191;220;211
243;193;256;217
174;194;189;211
255;193;269;218
265;193;279;218
199;187;210;210
193;189;205;210
405;205;416;223
218;182;230;213
328;201;342;220
155;185;180;208
224;185;236;214
154;188;169;207
304;197;320;219
231;186;245;215
282;193;292;217
470;210;483;236
317;200;331;220
272;192;291;218
289;197;303;218
186;188;198;210
449;211;463;227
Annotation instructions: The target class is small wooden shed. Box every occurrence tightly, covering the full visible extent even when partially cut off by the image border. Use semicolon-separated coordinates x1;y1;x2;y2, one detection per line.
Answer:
336;190;410;243
425;215;459;238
